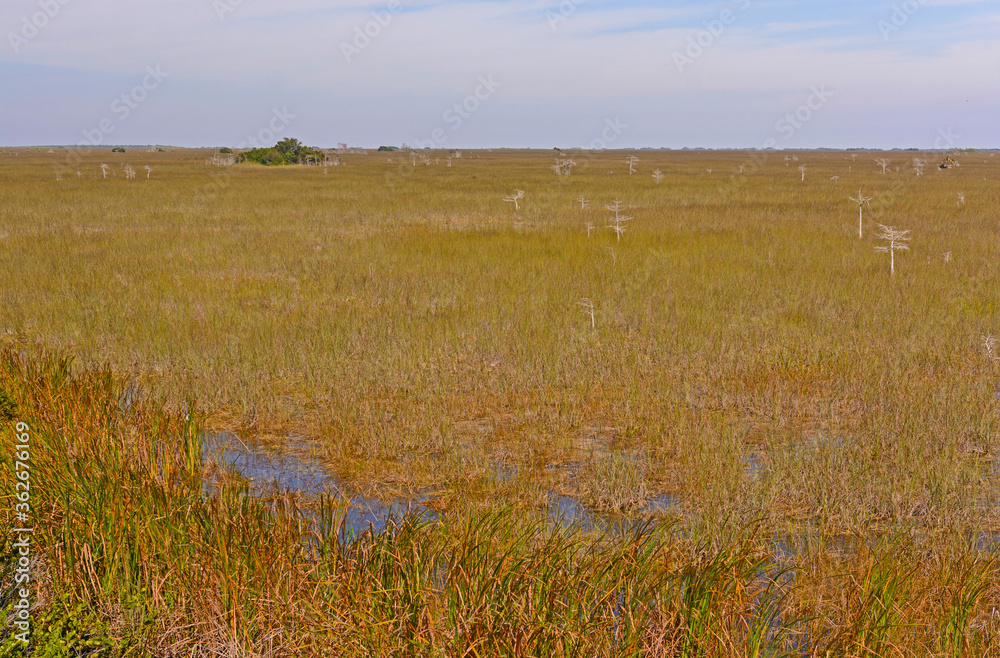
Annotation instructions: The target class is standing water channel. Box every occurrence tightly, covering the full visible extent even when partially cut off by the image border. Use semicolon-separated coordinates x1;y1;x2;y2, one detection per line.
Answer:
200;432;679;538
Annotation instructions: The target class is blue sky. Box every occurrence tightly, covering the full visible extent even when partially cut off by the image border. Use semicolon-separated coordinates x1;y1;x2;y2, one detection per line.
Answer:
2;0;998;148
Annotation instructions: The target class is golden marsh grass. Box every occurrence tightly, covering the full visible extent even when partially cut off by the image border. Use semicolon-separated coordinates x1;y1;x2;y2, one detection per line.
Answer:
1;145;999;653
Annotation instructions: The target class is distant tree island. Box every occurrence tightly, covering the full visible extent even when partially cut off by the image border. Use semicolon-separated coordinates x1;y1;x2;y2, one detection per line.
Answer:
237;138;325;165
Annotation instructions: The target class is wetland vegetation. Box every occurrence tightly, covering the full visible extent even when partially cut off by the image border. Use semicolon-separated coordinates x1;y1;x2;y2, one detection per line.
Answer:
1;146;999;655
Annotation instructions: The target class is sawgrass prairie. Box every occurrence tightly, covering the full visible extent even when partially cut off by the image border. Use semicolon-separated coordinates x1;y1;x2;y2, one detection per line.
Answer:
1;146;1000;654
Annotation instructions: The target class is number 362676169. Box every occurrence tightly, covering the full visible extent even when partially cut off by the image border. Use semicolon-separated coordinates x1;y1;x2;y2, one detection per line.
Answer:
14;422;30;508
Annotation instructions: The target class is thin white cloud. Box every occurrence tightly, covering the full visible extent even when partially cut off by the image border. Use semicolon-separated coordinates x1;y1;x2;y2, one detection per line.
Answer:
764;20;853;34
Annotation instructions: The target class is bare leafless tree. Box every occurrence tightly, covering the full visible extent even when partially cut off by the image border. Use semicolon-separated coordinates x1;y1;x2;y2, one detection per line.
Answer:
503;189;525;211
606;200;632;241
849;190;872;238
874;224;911;275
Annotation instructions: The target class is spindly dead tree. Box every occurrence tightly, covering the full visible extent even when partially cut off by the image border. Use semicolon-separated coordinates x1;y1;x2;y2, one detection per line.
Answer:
798;164;806;181
874;224;911;275
577;196;589;210
652;169;664;184
850;190;872;238
875;158;891;175
503;189;525;211
606;200;632;242
626;156;639;175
